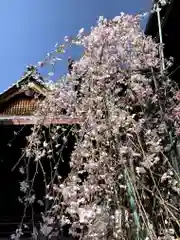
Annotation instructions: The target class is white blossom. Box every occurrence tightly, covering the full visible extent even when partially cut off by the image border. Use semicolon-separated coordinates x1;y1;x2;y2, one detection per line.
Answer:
21;12;180;240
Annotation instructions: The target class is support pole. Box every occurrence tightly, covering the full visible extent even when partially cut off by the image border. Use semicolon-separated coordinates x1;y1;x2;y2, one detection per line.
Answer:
156;2;165;74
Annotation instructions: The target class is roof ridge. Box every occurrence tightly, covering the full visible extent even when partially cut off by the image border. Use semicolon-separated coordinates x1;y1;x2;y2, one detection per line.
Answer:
0;66;46;97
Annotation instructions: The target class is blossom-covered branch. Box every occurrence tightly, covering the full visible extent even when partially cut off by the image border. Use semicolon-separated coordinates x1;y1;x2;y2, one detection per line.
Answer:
16;13;180;240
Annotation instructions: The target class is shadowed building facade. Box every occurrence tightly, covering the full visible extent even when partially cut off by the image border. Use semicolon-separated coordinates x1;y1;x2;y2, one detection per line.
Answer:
0;67;76;239
145;0;180;81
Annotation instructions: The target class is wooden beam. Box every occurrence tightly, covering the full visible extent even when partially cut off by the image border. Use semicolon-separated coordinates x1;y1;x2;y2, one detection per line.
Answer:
0;116;81;125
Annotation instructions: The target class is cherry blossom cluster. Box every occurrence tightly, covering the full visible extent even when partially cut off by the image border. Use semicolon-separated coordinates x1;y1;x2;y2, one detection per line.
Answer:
18;13;180;239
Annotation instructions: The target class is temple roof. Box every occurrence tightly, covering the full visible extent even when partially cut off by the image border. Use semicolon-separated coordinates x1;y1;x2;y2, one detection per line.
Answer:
0;67;80;125
0;68;47;118
0;69;47;103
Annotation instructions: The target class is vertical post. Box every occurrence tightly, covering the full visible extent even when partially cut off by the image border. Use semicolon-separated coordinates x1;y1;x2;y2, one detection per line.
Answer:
156;2;165;74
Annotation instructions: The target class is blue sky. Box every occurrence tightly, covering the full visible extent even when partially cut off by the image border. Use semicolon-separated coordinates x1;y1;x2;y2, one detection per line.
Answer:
0;0;151;92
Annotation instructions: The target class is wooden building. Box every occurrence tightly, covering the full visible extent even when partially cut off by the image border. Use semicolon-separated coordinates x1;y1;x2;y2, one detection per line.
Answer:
145;0;180;80
0;67;76;239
